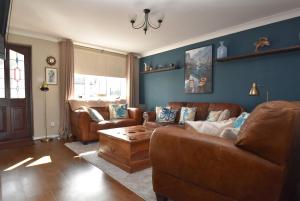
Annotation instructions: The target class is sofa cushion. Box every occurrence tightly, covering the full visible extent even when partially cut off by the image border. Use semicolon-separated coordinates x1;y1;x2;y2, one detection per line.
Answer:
90;121;115;133
208;103;243;118
112;119;137;127
179;107;196;124
233;112;250;129
92;107;110;120
236;101;300;165
186;102;210;121
157;108;178;123
145;121;176;129
109;104;129;119
206;110;223;122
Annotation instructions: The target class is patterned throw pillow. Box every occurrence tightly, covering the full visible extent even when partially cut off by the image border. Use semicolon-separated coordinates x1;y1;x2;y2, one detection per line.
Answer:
233;112;250;129
155;106;170;121
206;110;223;122
109;104;129;119
218;109;231;121
179;107;196;124
157;107;177;123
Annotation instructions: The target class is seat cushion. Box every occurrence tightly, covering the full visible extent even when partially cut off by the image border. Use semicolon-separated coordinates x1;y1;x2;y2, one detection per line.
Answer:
145;121;175;129
111;119;137;127
90;121;115;133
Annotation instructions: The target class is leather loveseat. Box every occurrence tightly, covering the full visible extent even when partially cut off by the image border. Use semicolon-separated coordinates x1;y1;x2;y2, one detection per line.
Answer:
146;102;244;128
69;100;143;144
150;101;300;201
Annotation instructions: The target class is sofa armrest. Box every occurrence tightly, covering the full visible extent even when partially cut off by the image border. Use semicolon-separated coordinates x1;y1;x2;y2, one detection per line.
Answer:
70;109;92;141
150;127;283;201
127;107;143;125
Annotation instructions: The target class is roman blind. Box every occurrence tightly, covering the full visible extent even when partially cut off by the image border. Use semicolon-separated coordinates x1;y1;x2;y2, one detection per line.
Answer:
74;46;126;78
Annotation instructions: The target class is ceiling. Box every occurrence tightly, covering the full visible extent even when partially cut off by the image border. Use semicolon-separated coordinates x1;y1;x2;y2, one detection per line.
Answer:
9;0;300;55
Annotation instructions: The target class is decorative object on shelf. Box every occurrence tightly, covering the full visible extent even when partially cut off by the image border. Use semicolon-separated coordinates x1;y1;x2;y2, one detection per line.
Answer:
185;45;213;93
254;37;270;52
169;63;175;67
217;41;227;59
216;45;300;62
130;8;164;34
140;66;178;74
144;63;150;71
249;82;270;102
46;56;56;66
40;81;52;143
45;67;57;85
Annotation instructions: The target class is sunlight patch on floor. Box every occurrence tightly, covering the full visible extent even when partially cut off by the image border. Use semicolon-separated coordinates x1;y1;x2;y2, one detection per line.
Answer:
26;156;52;167
74;150;96;158
4;157;34;171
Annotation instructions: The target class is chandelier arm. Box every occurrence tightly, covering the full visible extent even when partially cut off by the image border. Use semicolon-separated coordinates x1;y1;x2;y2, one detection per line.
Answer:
148;17;162;29
148;21;161;29
131;20;146;29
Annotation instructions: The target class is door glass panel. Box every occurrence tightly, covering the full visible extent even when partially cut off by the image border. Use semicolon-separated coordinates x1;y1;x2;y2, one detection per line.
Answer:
10;50;25;98
0;58;4;98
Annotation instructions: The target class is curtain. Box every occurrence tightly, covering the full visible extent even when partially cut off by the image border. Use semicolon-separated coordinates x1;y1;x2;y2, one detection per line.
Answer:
126;53;139;107
59;39;74;138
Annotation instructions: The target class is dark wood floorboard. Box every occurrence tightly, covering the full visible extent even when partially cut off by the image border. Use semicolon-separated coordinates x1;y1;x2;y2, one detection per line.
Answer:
0;140;144;201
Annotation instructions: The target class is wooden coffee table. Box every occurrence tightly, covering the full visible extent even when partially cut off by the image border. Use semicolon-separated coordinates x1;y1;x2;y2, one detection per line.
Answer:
97;125;154;173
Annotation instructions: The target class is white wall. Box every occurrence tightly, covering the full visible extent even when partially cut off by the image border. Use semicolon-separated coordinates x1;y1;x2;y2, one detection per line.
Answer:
8;33;60;139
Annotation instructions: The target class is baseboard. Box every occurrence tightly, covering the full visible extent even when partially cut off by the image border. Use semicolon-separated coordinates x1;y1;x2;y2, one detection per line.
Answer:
33;134;59;140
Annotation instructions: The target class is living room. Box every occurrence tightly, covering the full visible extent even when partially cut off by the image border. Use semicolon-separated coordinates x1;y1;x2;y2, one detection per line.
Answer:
1;0;300;201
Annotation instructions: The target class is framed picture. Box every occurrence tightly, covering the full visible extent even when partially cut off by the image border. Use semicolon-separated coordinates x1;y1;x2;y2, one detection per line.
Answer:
45;67;57;85
185;45;213;93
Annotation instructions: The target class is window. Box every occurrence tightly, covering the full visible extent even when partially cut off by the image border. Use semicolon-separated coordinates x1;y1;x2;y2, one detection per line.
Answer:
0;58;4;98
9;50;25;99
74;74;126;100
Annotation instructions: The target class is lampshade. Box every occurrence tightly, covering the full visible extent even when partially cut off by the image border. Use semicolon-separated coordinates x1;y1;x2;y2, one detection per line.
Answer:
40;81;49;92
249;82;259;96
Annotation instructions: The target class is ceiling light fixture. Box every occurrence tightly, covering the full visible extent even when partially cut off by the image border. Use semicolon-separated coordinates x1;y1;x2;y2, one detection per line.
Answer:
130;9;164;34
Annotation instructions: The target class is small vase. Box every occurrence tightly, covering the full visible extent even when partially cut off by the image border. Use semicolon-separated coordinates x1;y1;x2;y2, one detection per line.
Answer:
217;41;227;59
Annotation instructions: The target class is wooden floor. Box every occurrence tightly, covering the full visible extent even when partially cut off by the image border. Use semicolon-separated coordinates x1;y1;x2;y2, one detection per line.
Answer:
0;140;144;201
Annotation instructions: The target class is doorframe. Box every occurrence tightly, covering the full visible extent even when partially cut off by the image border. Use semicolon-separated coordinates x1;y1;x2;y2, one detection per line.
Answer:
0;42;34;149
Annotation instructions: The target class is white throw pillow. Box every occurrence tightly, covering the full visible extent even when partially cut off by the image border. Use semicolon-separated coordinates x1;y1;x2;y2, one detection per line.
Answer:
179;107;196;124
218;109;231;121
185;118;235;136
206;110;223;122
219;127;240;141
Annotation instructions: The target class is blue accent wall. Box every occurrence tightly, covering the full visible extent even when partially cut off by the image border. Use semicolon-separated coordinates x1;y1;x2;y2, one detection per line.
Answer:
139;17;300;111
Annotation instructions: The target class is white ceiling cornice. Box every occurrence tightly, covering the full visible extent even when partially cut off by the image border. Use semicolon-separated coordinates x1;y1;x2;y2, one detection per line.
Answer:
9;28;130;55
9;27;62;42
141;7;300;57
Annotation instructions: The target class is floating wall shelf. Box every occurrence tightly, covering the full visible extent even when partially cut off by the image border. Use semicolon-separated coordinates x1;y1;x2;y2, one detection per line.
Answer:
140;66;180;74
216;45;300;62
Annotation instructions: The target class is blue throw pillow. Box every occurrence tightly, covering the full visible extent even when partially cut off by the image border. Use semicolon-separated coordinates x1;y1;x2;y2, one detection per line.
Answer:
157;107;177;123
233;112;250;129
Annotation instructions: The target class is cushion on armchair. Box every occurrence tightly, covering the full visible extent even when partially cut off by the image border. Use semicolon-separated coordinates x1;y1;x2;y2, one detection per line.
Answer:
79;106;104;122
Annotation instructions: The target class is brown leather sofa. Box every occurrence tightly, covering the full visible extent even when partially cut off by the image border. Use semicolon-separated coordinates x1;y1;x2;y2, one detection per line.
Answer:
146;102;244;128
70;106;143;144
150;101;300;201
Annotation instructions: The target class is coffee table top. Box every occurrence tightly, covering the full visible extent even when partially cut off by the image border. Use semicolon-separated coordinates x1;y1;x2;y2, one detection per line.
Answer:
98;125;154;142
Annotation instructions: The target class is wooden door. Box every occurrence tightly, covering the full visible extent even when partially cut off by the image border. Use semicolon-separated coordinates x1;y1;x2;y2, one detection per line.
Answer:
0;43;33;148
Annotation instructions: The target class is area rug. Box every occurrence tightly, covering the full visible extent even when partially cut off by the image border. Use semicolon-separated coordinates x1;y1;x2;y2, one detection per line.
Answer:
65;142;156;201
